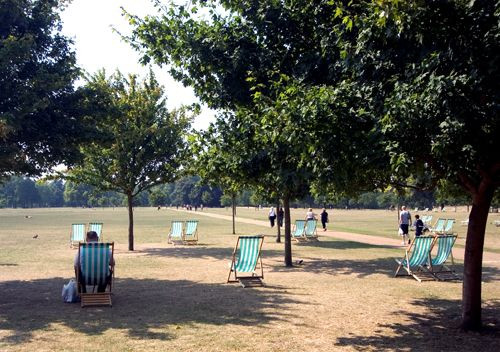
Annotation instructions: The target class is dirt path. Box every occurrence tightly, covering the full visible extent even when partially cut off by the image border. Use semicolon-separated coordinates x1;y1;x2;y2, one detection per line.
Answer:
172;208;500;264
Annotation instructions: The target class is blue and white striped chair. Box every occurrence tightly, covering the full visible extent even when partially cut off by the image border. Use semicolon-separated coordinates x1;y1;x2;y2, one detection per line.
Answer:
184;220;199;244
168;221;184;244
70;223;86;248
227;235;264;287
430;235;459;280
88;222;103;241
395;236;436;282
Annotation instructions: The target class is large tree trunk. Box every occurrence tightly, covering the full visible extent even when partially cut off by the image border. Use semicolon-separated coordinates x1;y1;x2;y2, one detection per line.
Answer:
461;179;495;331
232;193;236;235
276;198;281;243
127;192;134;251
284;195;292;266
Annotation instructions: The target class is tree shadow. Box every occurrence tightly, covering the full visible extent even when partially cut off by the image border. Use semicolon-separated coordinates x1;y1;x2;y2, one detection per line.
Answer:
295;239;393;250
0;277;301;345
268;256;500;282
140;246;283;261
335;298;500;351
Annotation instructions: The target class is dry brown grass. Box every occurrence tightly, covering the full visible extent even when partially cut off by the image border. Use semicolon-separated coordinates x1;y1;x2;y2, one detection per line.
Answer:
0;207;499;351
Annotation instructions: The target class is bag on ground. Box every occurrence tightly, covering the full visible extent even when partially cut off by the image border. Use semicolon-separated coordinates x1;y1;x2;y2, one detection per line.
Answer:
62;279;79;303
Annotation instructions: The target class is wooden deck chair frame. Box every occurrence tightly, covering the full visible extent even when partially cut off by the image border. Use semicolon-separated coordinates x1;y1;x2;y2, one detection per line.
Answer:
76;242;114;307
183;220;199;245
168;220;185;244
291;220;307;242
394;236;436;282
87;222;104;241
227;235;264;287
304;219;318;240
430;235;460;281
70;223;86;248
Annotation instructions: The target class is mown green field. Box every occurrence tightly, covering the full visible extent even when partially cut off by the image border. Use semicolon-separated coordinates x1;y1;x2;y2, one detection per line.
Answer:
0;207;498;351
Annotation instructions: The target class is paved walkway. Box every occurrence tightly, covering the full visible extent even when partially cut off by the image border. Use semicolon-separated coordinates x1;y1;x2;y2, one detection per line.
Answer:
172;208;500;264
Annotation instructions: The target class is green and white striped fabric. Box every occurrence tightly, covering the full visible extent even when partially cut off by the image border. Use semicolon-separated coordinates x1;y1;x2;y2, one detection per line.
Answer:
443;219;455;234
402;236;434;267
292;220;306;238
431;235;456;266
80;243;111;286
71;224;86;242
234;236;262;273
432;219;445;233
185;220;198;238
422;215;433;224
88;222;103;239
170;221;184;240
305;220;317;237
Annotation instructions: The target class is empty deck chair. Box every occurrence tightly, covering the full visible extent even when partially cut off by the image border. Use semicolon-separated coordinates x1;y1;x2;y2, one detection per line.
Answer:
88;222;103;241
394;236;435;282
442;219;455;235
184;220;199;244
227;235;264;287
431;218;445;234
70;223;86;248
76;242;114;307
430;235;460;281
168;220;184;244
292;220;307;242
304;219;318;240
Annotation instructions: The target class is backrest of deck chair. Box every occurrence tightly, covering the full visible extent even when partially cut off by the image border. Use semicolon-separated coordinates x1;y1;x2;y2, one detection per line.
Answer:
431;235;457;266
292;220;306;237
88;222;103;239
185;220;198;236
170;221;184;238
234;236;263;273
305;220;317;237
444;219;455;234
405;236;434;267
79;242;112;286
71;224;86;242
433;218;445;232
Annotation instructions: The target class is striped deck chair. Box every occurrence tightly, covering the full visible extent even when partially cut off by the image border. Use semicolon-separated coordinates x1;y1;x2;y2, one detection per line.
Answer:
431;218;445;234
292;220;307;242
227;235;264;287
429;235;460;281
88;222;103;241
70;223;86;248
77;242;114;307
304;219;318;240
184;220;199;244
394;236;436;282
168;220;184;244
442;219;455;235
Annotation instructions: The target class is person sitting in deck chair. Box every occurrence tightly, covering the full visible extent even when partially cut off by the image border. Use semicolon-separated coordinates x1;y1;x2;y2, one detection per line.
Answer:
74;231;114;293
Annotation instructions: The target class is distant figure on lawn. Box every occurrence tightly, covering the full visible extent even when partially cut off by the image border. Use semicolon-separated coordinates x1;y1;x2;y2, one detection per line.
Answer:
268;207;277;227
414;214;424;237
320;208;329;231
399;206;412;245
74;231;114;293
305;208;317;221
277;207;284;227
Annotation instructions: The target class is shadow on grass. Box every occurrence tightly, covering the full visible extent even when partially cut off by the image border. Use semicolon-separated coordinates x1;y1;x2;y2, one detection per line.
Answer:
335;298;500;351
268;254;500;282
140;246;283;261
0;277;300;345
296;239;389;250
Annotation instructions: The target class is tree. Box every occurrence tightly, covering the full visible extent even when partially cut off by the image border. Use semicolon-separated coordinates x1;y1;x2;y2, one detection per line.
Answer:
0;0;91;179
68;70;191;250
129;0;499;328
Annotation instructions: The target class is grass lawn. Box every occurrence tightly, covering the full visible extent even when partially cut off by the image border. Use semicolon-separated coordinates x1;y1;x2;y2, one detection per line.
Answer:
0;207;499;351
205;206;500;254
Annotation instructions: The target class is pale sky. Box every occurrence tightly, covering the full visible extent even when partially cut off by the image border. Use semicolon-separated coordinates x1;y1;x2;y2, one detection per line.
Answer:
60;0;215;130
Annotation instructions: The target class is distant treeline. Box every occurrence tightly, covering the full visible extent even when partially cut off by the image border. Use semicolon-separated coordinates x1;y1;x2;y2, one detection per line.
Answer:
0;176;480;210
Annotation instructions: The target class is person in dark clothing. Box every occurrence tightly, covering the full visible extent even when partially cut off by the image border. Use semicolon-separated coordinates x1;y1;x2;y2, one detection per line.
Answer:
414;214;424;237
320;208;329;231
277;207;284;227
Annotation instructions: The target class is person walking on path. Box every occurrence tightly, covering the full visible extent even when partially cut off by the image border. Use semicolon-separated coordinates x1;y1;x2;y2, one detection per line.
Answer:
305;208;317;221
320;208;329;231
268;207;277;227
399;205;412;245
277;207;284;227
414;214;424;237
